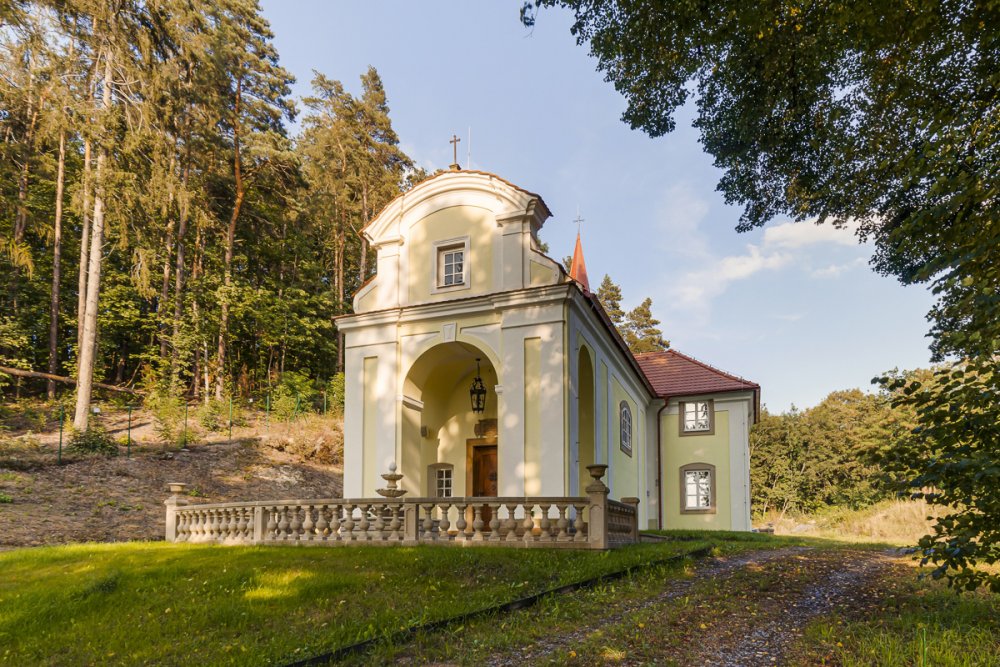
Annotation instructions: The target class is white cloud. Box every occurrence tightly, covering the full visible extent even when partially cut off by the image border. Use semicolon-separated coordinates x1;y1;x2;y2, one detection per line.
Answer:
762;219;861;249
810;257;867;278
663;219;864;327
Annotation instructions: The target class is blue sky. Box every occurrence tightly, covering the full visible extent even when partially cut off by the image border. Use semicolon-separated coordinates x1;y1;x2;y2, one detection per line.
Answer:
260;1;936;412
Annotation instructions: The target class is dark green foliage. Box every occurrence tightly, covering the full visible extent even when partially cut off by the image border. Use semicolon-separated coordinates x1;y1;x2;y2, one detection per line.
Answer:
622;297;668;354
0;493;12;504
68;425;117;457
595;274;625;327
750;388;912;517
0;1;418;410
594;274;667;353
877;364;1000;592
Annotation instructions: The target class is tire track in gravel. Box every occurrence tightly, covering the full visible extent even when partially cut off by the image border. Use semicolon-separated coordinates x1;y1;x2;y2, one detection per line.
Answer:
484;546;816;667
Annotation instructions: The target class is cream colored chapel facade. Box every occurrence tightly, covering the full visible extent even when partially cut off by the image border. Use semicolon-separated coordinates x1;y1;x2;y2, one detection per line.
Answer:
337;168;759;531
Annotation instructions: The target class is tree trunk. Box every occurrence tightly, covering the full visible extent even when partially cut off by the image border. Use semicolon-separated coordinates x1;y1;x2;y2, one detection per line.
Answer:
216;76;244;400
158;151;178;359
77;139;92;353
74;54;112;431
169;152;191;387
0;365;141;395
47;129;67;399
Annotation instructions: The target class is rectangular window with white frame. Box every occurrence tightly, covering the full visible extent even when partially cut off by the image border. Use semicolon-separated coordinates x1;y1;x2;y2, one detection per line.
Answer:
433;237;470;292
436;467;453;497
679;399;714;435
427;464;454;498
680;463;716;513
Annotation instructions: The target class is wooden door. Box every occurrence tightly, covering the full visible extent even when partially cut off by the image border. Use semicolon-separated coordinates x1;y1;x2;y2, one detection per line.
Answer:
471;444;497;525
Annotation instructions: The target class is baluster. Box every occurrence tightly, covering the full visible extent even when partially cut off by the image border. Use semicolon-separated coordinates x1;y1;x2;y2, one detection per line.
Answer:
455;503;469;542
206;510;217;541
573;503;587;542
539;503;552;542
437;503;451;540
504;503;519;542
472;505;485;541
265;507;278;541
291;506;304;540
388;503;401;541
330;504;342;542
235;508;247;540
372;503;385;543
315;504;329;541
420;503;434;541
357;504;371;541
300;505;314;541
226;509;238;541
277;506;290;540
176;512;187;541
488;503;501;541
556;504;570;541
522;504;536;542
342;504;355;541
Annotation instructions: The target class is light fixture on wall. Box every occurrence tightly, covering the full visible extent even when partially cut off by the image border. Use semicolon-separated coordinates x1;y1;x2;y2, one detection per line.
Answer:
469;358;487;414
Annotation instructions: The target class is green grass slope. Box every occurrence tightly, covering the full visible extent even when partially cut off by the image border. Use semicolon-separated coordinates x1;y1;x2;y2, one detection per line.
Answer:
0;540;707;666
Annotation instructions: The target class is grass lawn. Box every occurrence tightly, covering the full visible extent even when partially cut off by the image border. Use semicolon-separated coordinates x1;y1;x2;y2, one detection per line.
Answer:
805;566;1000;666
0;538;711;666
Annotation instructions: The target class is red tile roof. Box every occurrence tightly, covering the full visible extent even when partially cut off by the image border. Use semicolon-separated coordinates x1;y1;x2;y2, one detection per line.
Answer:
635;349;759;398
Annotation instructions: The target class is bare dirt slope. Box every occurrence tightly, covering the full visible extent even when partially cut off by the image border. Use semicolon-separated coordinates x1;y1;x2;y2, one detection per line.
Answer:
0;438;343;549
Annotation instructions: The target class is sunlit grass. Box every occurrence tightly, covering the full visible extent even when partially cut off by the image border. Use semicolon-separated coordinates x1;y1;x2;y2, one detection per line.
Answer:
0;540;707;666
805;562;1000;667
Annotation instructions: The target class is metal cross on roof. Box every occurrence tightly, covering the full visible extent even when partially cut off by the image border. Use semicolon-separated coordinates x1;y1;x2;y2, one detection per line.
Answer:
450;134;461;167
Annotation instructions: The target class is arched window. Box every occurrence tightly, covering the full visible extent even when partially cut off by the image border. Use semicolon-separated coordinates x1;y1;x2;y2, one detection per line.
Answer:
619;401;632;457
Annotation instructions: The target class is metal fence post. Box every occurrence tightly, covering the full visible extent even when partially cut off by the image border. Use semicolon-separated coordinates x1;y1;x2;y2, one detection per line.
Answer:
126;405;133;458
57;404;64;465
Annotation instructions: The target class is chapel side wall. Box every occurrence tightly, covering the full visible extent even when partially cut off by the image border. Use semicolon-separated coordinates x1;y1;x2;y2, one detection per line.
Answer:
610;377;641;500
661;395;756;531
567;297;652;526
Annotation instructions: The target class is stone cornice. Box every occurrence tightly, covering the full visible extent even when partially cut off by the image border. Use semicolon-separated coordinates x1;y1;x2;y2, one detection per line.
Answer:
336;284;573;331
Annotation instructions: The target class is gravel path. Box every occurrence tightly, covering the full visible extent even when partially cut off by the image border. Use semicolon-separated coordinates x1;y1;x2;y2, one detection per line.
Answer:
693;549;899;666
485;546;815;667
480;546;901;667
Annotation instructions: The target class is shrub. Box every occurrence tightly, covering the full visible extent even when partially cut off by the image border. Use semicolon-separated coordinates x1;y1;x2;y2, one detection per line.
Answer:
197;400;226;432
0;493;12;504
326;373;345;414
146;391;194;446
69;425;118;457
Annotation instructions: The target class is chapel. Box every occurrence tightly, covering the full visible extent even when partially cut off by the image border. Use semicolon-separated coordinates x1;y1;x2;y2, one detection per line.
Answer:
336;167;759;531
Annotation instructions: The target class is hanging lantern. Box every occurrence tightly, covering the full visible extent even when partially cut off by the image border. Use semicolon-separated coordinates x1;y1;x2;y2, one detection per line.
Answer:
469;358;487;414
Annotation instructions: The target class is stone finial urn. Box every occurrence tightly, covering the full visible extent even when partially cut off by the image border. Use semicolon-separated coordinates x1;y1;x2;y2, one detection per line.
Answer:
167;482;188;495
585;464;609;494
375;462;407;498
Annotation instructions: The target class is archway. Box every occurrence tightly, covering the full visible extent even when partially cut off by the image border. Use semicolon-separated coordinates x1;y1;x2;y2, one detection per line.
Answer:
577;346;596;495
401;341;498;499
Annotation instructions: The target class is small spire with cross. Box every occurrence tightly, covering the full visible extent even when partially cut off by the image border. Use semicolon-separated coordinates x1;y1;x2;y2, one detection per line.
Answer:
449;134;462;171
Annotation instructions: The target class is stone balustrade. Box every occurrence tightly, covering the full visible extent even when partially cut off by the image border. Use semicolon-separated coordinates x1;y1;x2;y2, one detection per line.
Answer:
164;465;639;550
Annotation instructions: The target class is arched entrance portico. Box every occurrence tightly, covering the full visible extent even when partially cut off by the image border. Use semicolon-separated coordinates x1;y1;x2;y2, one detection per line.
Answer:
401;342;499;499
